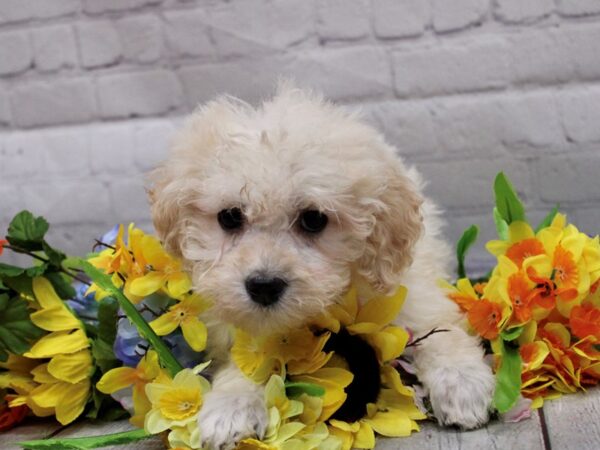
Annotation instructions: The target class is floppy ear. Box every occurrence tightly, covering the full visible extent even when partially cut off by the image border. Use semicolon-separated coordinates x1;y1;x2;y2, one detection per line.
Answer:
357;164;424;293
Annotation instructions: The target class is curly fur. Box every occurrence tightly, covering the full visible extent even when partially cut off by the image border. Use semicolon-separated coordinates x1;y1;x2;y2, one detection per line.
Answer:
148;84;495;449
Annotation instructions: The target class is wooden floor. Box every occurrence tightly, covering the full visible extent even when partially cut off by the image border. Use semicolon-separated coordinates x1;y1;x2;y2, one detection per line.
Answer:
5;389;600;450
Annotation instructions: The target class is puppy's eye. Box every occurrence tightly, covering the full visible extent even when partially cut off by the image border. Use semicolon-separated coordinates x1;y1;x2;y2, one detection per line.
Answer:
298;210;328;234
218;207;244;232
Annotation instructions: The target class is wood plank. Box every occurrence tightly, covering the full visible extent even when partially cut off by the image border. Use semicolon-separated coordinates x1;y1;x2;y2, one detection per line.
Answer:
376;412;546;450
543;388;600;450
5;418;63;450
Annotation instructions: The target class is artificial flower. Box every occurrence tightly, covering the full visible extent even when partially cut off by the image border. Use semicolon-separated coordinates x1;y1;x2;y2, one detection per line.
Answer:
97;350;167;427
149;294;210;352
144;367;211;444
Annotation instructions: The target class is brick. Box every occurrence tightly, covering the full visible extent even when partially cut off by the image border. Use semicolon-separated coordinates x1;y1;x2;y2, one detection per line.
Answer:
21;180;112;225
556;0;600;16
11;79;96;128
76;21;122;69
44;222;123;258
163;10;213;58
0;184;22;227
537;154;600;203
361;101;437;157
561;25;600;81
500;93;564;150
417;158;531;209
393;37;509;97
1;132;45;179
432;0;488;32
316;0;370;40
210;0;313;57
571;208;600;238
286;46;392;101
0;31;32;76
32;25;78;72
133;120;176;171
97;70;183;119
39;128;90;177
178;56;290;107
558;88;600;144
33;0;79;19
493;0;554;23
116;14;162;64
508;30;574;84
83;0;162;14
372;0;429;38
89;124;136;174
109;178;151;221
431;96;506;157
0;1;32;23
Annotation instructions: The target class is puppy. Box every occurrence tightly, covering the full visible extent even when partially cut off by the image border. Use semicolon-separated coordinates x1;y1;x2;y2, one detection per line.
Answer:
148;85;495;449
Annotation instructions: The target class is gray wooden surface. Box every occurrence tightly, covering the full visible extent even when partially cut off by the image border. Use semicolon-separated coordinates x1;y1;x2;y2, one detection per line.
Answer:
4;389;599;450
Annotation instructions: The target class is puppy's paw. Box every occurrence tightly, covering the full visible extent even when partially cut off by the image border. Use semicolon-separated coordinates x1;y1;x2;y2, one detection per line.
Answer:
198;391;268;450
428;363;495;430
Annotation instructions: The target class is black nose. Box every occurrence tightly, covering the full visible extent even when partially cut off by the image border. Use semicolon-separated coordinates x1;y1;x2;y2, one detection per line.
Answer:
245;275;288;306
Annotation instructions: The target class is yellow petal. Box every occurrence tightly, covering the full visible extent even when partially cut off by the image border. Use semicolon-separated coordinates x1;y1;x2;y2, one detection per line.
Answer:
129;271;166;297
31;364;61;384
97;367;137;394
486;240;509;256
32;277;64;309
364;410;415;437
48;350;93;383
149;312;180;336
355;286;406;328
181;317;207;352
353;422;375;449
55;380;90;425
508;221;535;243
30;307;81;332
29;382;65;408
24;329;89;358
366;327;409;362
166;272;192;299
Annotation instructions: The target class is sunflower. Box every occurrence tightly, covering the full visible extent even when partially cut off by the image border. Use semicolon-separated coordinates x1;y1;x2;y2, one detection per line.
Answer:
232;283;425;450
7;277;93;425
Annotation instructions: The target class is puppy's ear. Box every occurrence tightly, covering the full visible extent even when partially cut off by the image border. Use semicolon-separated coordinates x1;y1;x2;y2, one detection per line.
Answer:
357;164;424;293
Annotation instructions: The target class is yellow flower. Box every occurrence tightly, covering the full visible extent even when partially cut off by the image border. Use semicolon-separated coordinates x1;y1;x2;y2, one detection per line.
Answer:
8;277;94;425
149;294;210;352
129;234;191;299
97;350;167;427
144;367;211;436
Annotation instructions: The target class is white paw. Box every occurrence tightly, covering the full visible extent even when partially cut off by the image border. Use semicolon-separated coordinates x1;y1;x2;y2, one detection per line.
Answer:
428;363;495;430
198;391;268;450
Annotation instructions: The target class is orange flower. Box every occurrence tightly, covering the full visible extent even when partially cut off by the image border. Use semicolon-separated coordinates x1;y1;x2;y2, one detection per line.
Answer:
467;299;503;339
506;238;545;268
0;401;29;432
507;272;534;324
526;269;577;310
0;239;8;256
569;304;600;340
552;246;579;290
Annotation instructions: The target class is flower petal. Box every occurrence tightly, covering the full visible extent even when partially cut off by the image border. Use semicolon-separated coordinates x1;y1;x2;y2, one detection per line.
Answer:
48;350;93;383
97;367;137;394
24;329;89;358
55;380;90;425
181;317;207;352
129;272;166;297
149;312;180;336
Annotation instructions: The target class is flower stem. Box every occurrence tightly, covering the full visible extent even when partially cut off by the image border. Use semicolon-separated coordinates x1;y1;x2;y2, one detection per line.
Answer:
19;428;152;449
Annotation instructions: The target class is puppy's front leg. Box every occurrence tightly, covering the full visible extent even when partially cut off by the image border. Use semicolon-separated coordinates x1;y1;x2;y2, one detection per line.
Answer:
199;361;268;450
412;324;495;429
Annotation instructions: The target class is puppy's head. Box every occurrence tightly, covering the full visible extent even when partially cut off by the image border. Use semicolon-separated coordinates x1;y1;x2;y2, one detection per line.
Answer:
149;86;423;334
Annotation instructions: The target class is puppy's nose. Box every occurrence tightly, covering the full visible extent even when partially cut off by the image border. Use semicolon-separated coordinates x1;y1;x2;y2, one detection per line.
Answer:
245;275;288;306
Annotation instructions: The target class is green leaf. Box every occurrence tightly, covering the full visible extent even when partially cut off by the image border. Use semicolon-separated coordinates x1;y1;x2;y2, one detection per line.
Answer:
456;225;479;279
6;211;49;250
97;297;118;345
0;294;44;357
535;205;559;233
501;326;524;342
78;260;183;377
91;339;120;374
0;263;25;277
494;172;526;225
3;274;34;298
25;263;49;277
493;340;522;413
45;272;76;300
285;381;326;398
42;241;67;268
18;428;151;450
493;207;509;240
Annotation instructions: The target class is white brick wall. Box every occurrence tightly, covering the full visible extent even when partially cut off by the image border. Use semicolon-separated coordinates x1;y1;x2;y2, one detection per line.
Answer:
1;0;599;273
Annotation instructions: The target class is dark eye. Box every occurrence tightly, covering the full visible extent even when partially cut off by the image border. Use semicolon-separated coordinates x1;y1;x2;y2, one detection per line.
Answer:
218;207;244;231
298;210;328;234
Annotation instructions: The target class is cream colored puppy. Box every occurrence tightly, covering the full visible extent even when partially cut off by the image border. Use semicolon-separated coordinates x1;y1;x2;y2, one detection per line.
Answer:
149;86;495;450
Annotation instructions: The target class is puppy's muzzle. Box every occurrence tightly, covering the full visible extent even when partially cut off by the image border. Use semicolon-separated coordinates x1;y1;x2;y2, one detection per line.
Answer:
245;274;288;306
